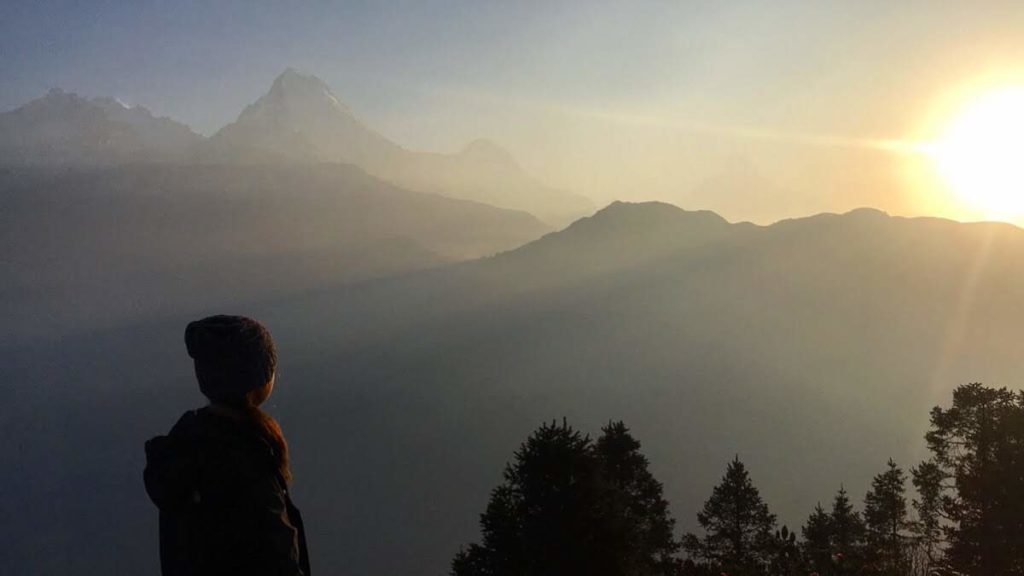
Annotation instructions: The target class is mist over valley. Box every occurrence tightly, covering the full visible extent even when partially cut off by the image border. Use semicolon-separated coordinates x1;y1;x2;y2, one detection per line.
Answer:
4;5;1024;572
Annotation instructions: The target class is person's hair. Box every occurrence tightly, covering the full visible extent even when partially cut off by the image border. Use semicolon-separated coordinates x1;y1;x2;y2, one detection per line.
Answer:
240;384;291;483
185;315;290;482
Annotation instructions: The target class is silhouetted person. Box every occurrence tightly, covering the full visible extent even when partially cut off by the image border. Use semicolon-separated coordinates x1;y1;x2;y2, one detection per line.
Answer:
144;315;310;575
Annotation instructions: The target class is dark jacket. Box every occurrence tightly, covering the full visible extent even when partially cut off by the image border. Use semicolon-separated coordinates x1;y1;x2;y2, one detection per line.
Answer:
144;408;310;576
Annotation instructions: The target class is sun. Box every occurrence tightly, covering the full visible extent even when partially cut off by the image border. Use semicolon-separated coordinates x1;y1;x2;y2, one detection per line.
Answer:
926;86;1024;220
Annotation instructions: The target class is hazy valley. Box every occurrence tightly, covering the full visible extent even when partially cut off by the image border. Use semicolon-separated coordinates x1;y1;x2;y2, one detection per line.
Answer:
4;189;1022;573
2;36;1024;573
1;162;551;341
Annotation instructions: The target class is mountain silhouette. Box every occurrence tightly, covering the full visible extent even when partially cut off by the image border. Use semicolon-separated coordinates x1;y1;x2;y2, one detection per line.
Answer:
0;69;594;225
6;201;1023;575
209;68;594;224
0;88;201;164
207;67;405;167
238;203;1024;575
0;163;550;341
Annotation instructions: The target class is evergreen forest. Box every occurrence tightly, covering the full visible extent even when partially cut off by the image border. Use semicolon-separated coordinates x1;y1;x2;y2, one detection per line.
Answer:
452;383;1024;576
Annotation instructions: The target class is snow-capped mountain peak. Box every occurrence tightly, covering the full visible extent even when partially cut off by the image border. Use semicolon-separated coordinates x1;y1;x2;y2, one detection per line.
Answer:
250;68;355;120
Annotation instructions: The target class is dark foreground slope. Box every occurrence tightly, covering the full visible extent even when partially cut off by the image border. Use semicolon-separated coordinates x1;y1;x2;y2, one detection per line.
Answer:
3;203;1023;575
0;163;550;341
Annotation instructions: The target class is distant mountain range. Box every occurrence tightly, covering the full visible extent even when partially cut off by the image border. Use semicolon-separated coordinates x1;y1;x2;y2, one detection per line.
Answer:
0;69;593;225
241;202;1024;575
0;88;202;164
5;201;1022;575
0;163;551;341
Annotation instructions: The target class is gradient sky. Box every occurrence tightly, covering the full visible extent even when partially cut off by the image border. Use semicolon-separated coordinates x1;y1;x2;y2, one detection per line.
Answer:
3;1;1024;223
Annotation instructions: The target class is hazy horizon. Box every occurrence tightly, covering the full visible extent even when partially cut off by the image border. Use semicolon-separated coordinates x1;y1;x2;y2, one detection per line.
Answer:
5;1;1024;225
5;3;1024;575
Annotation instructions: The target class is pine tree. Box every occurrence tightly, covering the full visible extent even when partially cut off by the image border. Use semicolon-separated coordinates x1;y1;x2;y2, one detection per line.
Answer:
451;419;598;576
909;460;945;575
829;486;866;576
924;383;1024;574
452;419;681;576
594;421;680;576
801;503;834;575
683;456;777;575
457;485;522;576
863;459;911;575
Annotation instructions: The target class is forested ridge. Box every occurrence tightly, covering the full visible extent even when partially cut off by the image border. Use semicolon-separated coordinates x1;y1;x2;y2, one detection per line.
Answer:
5;203;1022;576
453;383;1024;576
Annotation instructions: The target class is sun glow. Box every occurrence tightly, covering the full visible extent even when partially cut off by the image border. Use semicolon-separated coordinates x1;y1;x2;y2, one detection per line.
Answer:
926;86;1024;220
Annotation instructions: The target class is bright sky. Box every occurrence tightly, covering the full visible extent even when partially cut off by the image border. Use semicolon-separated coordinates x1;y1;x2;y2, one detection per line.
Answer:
3;1;1024;223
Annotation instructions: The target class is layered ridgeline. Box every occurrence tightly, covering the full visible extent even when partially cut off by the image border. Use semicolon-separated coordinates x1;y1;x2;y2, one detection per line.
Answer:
208;68;593;225
0;69;593;225
0;163;549;341
5;202;1022;575
0;69;574;339
0;88;203;164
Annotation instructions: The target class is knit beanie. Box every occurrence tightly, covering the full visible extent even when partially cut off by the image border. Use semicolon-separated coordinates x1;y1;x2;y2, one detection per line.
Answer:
184;315;277;404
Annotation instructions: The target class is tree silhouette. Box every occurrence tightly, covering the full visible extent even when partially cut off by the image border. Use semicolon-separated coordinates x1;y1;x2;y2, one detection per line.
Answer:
829;485;866;575
925;383;1024;574
593;421;680;576
452;485;522;576
801;503;834;575
682;456;776;575
451;419;679;576
768;525;803;576
863;459;911;575
909;460;945;575
452;384;1024;576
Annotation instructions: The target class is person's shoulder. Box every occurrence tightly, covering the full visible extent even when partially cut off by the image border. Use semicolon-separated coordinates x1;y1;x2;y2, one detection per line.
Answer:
175;407;248;445
149;408;201;438
143;409;205;510
194;408;279;485
143;409;198;453
151;408;254;471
